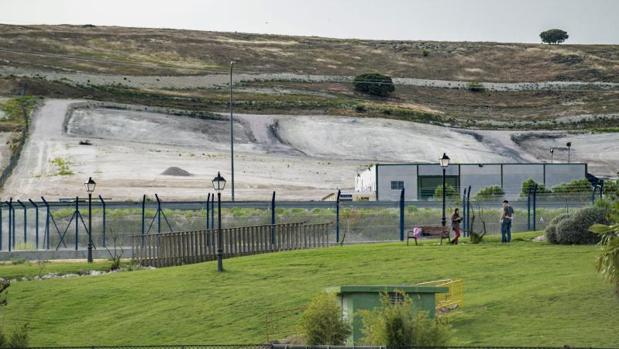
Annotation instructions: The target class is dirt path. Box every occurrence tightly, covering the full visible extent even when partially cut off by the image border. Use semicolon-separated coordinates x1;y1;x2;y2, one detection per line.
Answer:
2;66;618;91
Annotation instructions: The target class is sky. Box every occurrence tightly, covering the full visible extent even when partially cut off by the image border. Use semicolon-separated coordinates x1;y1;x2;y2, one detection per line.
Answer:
1;0;618;44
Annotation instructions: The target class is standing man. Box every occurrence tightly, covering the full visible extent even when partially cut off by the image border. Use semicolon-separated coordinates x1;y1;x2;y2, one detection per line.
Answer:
501;200;514;243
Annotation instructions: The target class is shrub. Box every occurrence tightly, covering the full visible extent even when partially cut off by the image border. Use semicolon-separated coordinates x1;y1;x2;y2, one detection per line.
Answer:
354;104;367;113
552;179;592;194
544;213;570;244
540;29;569;44
554;207;609;244
353;73;395;97
300;292;350;345
474;185;504;200
434;183;460;203
7;324;29;348
361;292;450;347
521;178;550;197
467;81;485;92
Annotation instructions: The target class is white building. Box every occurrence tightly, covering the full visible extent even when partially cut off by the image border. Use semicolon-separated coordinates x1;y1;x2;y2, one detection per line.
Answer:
355;162;590;201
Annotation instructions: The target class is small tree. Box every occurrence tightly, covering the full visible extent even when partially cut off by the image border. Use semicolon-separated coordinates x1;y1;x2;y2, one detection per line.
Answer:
434;183;460;203
474;185;504;200
300;292;351;345
521;178;549;198
353;73;395;97
540;29;569;44
361;292;450;347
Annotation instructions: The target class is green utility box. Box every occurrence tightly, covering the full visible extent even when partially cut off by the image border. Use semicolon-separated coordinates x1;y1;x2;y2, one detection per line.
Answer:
329;285;448;345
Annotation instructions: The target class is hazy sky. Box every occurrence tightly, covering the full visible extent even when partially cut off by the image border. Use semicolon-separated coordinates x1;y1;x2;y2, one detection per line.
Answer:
1;0;618;44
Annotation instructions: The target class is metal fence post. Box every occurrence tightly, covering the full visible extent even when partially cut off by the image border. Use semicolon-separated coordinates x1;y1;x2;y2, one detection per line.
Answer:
466;185;472;237
29;199;39;249
399;188;405;241
271;191;276;244
210;194;215;230
141;194;146;236
527;188;532;231
75;196;79;250
5;198;13;252
206;193;211;229
462;188;467;236
155;194;162;234
336;190;341;243
99;195;106;247
41;196;50;249
16;200;27;246
533;185;538;231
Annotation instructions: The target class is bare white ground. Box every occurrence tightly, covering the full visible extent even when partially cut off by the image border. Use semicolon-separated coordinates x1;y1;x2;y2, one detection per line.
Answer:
0;99;617;201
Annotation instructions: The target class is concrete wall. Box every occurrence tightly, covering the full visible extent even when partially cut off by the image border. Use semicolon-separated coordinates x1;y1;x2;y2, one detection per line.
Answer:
502;164;545;198
545;163;587;188
460;164;502;196
376;164;418;201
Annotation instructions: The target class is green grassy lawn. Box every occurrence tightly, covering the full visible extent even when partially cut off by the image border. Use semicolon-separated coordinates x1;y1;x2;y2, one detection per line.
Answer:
1;233;618;347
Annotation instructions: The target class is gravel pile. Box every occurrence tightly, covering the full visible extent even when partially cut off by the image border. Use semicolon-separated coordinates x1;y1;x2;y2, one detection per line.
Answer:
161;166;193;176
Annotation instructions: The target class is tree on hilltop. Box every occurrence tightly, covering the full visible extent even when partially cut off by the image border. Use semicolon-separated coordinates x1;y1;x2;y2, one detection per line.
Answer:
540;29;569;44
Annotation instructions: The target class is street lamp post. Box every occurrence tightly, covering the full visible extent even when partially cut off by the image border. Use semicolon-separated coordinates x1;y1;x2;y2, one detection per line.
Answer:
439;153;450;228
566;142;572;163
84;177;96;263
550;148;554;163
212;172;227;272
229;61;235;202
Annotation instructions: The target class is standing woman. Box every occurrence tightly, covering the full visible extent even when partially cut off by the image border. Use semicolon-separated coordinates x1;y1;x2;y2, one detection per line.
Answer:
451;208;463;244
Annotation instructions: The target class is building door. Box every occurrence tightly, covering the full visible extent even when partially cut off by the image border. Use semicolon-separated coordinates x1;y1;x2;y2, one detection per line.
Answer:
417;176;460;200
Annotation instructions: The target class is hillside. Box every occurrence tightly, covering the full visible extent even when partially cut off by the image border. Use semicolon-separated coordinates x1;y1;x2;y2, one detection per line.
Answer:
2;236;619;347
1;24;619;81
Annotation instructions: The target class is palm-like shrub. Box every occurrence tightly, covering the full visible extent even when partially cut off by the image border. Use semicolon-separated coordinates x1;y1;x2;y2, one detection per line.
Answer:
361;292;450;347
589;202;619;295
300;292;350;345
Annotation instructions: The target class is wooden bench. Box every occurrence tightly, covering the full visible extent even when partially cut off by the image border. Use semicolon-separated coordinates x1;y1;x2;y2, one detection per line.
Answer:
407;225;450;245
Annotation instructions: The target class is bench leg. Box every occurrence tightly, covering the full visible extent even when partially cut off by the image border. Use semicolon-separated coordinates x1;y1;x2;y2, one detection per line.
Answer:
415;238;418;246
406;237;409;246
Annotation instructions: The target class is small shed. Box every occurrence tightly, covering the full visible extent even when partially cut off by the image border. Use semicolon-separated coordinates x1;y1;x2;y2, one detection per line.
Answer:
329;285;448;345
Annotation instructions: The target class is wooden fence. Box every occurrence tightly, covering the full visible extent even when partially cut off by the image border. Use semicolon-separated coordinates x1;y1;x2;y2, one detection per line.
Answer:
131;222;332;267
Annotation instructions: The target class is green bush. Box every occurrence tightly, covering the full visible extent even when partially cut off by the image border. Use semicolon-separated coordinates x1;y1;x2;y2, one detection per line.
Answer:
521;178;550;197
353;73;395;97
554;207;609;245
300;292;350;345
552;179;592;194
474;185;504;200
467;81;485;92
0;324;29;349
361;292;450;347
544;213;570;244
434;184;460;203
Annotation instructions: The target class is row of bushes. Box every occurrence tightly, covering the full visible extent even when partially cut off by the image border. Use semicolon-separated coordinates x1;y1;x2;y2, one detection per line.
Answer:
432;178;599;202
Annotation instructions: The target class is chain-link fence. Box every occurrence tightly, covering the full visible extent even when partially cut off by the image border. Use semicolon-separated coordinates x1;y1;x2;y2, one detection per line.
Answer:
0;189;604;252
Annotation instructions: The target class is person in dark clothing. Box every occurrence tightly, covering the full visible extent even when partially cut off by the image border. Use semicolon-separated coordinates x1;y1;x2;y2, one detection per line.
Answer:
501;200;514;243
451;208;463;245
